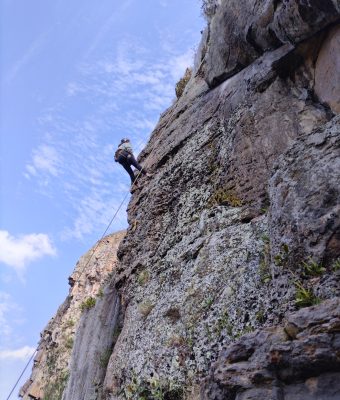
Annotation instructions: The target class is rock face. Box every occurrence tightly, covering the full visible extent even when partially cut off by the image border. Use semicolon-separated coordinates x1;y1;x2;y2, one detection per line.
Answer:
201;298;340;400
100;1;340;398
19;231;125;400
199;0;340;88
21;1;340;399
62;285;120;400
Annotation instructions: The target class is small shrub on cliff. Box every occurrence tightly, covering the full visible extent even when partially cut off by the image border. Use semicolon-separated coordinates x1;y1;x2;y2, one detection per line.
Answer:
273;243;289;267
175;68;192;98
208;189;242;208
124;374;184;400
138;300;154;318
64;336;74;350
99;347;112;368
43;370;69;400
332;259;340;271
65;319;75;329
258;234;271;283
256;309;266;323
216;311;232;337
294;281;321;308
113;326;122;343
80;296;96;311
137;270;150;286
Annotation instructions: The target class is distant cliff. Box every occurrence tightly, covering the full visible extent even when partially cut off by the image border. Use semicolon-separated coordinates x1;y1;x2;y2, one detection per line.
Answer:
20;231;125;399
22;1;340;399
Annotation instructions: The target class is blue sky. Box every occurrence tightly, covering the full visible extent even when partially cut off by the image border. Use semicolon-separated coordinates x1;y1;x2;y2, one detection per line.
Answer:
0;0;204;397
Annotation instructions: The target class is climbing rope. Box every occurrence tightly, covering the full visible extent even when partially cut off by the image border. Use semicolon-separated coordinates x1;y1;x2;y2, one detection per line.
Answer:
5;349;38;400
5;160;149;400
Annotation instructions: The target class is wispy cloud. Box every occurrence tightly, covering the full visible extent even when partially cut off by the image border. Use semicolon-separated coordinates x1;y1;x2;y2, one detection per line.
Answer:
0;292;21;338
0;346;36;361
4;32;48;85
84;0;135;58
0;292;13;337
25;144;61;179
0;231;56;276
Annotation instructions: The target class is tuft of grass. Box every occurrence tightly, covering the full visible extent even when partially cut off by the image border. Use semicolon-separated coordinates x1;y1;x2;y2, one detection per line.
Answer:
65;319;75;329
138;301;154;318
295;281;321;308
64;336;74;350
259;236;271;283
97;288;104;298
43;370;69;400
175;68;192;98
124;375;185;400
80;297;96;311
137;270;150;286
273;243;289;267
99;348;112;368
332;259;340;271
216;311;233;337
256;309;266;323
203;297;214;310
208;189;242;208
113;326;122;343
261;234;270;243
301;258;326;277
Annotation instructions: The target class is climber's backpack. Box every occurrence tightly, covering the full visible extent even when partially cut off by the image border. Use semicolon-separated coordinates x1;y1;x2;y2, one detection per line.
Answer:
114;148;130;162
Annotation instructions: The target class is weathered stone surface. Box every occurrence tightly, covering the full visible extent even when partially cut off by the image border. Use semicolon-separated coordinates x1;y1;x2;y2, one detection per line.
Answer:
19;231;125;400
199;0;340;87
62;285;120;400
201;298;340;400
315;25;340;113
269;116;340;268
102;20;339;400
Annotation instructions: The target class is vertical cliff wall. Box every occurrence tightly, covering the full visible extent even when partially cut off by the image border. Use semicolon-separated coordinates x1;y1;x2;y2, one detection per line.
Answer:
99;1;340;399
21;1;340;399
19;231;125;400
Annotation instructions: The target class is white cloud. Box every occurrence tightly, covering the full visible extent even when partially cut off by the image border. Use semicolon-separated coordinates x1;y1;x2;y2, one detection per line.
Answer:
0;346;36;361
26;144;61;178
0;292;13;337
0;292;23;339
0;231;56;274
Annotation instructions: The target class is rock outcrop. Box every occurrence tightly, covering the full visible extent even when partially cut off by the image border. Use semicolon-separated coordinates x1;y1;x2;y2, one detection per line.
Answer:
22;1;340;399
19;231;125;400
201;298;340;400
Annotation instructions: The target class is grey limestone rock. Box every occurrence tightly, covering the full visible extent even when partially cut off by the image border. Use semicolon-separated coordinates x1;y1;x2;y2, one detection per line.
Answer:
199;0;340;88
201;298;340;400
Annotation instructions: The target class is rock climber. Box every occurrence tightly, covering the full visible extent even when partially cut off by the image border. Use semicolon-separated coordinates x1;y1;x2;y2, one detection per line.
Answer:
114;138;151;185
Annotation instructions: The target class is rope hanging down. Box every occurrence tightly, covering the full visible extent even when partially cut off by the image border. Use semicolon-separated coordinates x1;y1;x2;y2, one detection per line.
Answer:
5;164;148;400
6;349;38;400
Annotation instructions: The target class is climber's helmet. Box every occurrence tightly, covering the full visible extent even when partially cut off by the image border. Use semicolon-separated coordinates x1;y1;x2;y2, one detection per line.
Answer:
121;138;130;143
